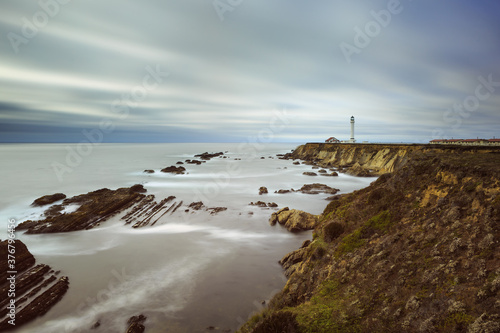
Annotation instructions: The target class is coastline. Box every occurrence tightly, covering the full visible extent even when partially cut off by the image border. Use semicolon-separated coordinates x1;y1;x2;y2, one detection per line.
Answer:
239;143;500;332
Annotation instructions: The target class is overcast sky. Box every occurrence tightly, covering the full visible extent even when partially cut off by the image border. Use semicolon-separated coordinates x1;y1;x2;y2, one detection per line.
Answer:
1;0;499;143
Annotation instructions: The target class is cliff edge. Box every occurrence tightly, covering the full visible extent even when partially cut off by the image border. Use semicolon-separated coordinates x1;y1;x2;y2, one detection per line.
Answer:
240;146;500;333
284;143;499;176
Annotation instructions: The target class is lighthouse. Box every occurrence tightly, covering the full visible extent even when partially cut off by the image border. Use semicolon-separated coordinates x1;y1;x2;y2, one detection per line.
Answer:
350;116;356;143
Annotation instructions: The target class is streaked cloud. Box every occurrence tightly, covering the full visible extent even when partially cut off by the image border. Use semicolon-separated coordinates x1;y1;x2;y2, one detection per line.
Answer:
0;0;499;143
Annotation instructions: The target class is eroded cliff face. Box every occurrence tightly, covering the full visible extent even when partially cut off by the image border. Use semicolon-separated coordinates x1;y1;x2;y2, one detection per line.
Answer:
286;143;499;176
240;147;500;333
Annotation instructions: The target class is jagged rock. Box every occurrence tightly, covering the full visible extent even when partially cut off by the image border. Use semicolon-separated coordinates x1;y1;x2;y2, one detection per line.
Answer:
299;183;340;195
18;186;146;233
275;189;292;194
250;201;278;208
126;314;146;333
161;166;186;174
143;169;155;174
186;159;203;165
0;240;68;330
129;184;147;193
31;193;66;206
320;171;339;177
303;172;318;176
250;201;268;208
189;202;205;210
269;208;318;232
207;207;227;215
259;187;268;195
194;152;224;160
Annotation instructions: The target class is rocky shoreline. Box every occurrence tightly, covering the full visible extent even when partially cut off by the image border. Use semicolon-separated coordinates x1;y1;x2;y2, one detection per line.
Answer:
239;145;500;332
0;240;69;331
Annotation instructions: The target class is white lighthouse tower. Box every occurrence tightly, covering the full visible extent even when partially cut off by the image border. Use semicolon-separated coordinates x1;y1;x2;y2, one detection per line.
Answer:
349;116;356;143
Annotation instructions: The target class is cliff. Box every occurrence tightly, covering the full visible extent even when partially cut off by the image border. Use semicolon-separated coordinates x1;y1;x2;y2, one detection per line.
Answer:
285;143;499;176
240;145;500;332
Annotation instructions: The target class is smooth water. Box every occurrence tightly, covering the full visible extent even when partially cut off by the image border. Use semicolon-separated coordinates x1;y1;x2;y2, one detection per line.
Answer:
0;143;375;332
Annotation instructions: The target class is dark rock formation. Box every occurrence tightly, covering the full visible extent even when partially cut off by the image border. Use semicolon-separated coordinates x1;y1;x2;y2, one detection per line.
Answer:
320;171;339;177
126;314;146;333
0;240;69;330
143;169;155;174
302;172;317;176
160;166;186;174
259;187;268;195
250;202;278;208
194;152;224;160
275;189;292;194
122;195;178;228
299;183;339;195
186;159;203;165
129;184;147;193
18;186;147;233
207;207;227;215
31;193;66;206
189;202;205;210
176;161;184;165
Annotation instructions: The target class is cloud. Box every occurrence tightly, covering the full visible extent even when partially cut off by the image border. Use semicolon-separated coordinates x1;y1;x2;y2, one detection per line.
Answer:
0;0;498;143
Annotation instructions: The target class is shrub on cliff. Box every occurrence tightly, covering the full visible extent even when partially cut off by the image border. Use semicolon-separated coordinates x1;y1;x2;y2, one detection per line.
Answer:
323;222;344;242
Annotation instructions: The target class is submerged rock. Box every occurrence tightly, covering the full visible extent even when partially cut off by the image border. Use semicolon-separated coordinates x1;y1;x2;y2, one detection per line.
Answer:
194;152;224;160
303;172;318;176
189;201;205;210
31;193;66;206
300;183;339;195
161;166;186;174
126;314;146;333
143;169;155;174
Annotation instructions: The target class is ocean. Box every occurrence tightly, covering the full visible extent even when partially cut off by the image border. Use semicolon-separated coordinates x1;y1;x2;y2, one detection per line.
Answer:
0;143;375;332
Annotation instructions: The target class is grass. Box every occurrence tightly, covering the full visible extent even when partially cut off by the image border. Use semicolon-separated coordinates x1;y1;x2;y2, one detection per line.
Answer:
290;279;362;333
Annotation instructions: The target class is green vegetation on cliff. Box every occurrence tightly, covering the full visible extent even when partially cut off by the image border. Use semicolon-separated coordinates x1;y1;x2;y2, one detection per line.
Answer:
240;147;500;333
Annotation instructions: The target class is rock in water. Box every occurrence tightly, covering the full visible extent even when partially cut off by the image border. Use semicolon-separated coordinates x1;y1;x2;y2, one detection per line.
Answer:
17;186;147;234
31;193;66;206
160;166;186;174
299;183;339;195
259;187;268;195
126;315;146;333
0;240;69;330
270;208;318;232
